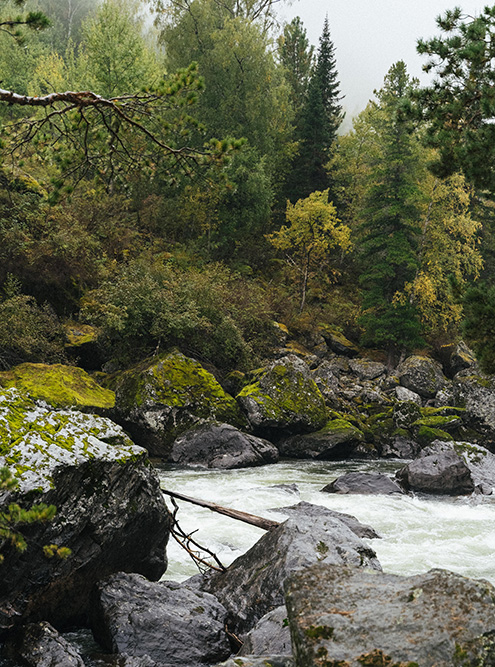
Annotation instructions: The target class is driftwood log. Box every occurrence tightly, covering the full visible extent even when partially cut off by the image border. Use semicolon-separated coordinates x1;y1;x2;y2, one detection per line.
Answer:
162;490;280;531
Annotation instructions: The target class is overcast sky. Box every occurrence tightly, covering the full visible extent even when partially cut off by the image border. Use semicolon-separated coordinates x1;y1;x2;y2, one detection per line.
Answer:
277;0;486;126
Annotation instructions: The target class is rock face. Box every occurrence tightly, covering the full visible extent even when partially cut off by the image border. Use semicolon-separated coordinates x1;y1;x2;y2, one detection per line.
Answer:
201;513;381;636
0;388;169;631
169;422;279;469
285;563;495;667
0;362;115;410
396;355;447;399
397;440;495;495
321;472;405;495
108;351;244;458
236;356;327;437
238;606;292;657
91;573;231;667
4;621;85;666
278;419;366;459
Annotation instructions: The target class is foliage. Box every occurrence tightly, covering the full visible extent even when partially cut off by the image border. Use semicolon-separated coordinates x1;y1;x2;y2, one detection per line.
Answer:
0;467;70;564
414;5;495;194
80;259;274;370
0;276;67;370
278;16;314;117
462;282;495;373
268;189;351;312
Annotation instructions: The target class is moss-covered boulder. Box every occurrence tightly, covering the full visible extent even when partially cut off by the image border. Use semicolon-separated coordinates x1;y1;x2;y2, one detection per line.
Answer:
319;326;359;358
0;363;115;412
236;355;328;437
278;418;368;459
0;388;169;631
108;351;244;458
396;355;447;399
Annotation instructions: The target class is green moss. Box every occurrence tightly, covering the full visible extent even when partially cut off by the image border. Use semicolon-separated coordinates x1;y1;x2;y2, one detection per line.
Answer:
357;650;418;667
305;625;335;640
412;415;462;429
416;425;452;446
64;323;98;347
0;363;115;410
420;406;465;417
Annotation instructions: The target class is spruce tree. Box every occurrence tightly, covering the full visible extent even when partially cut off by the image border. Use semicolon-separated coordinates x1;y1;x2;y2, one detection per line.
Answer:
278;17;314;119
359;62;423;368
289;16;343;201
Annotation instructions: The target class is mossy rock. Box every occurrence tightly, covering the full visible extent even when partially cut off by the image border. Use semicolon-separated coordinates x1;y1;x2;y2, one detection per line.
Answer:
416;425;452;446
0;387;143;492
0;363;115;410
64;323;99;347
237;355;327;436
318;325;359;358
396;355;447;399
412;415;463;433
109;351;244;458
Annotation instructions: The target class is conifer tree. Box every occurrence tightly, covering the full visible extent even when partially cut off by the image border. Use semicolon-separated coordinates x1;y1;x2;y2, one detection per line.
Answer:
278;17;314;119
359;62;423;367
289;16;343;201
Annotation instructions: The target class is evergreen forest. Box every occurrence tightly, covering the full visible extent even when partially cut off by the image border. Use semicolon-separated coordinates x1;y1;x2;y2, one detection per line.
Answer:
1;0;495;376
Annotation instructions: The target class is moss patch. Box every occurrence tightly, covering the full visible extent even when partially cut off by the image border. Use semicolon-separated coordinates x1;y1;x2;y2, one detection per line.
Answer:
0;363;115;410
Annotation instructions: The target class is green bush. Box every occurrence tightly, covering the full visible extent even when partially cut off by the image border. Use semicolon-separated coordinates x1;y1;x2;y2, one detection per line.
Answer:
80;259;274;370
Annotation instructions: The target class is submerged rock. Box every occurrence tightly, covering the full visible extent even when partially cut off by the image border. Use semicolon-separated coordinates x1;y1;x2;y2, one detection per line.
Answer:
285;563;495;667
91;573;231;667
321;472;405;495
108;351;244;458
201;512;381;636
278;418;365;460
3;621;85;666
0;388;169;631
236;356;327;437
169;422;278;469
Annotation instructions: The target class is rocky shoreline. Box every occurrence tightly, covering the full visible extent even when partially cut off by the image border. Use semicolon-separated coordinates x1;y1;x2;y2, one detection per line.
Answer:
1;332;495;665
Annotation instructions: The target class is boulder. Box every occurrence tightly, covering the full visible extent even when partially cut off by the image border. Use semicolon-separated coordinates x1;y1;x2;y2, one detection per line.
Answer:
319;327;359;357
212;659;294;667
394;385;422;405
450;341;477;376
348;358;386;380
3;621;85;666
91;573;231;667
107;351;244;458
236;356;327;437
321;472;405;495
396;444;475;495
201;514;381;636
445;374;495;450
380;435;422;459
311;361;339;404
285;563;495;667
271;502;380;540
392;400;422;429
396;355;447;399
0;388;169;631
278;419;365;460
0;362;114;410
238;606;292;657
169;422;279;469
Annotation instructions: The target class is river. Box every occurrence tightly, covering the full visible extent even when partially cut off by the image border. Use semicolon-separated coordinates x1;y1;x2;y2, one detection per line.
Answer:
157;459;495;586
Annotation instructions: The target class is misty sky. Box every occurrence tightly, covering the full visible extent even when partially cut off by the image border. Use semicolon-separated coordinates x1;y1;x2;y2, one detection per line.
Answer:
277;0;487;126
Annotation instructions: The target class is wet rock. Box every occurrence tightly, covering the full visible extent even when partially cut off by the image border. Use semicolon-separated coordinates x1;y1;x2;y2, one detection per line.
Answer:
236;356;327;437
285;563;495;667
278;418;365;459
0;388;169;631
238;606;292;656
396;355;447;399
396;444;475;495
271;501;380;540
321;472;405;495
107;351;244;458
201;514;381;636
348;359;386;380
91;573;230;667
3;621;85;666
169;422;278;469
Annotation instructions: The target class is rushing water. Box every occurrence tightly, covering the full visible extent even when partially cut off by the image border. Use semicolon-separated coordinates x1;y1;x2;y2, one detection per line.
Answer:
157;459;495;586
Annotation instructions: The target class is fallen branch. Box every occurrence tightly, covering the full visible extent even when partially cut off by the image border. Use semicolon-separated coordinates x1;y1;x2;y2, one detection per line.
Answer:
162;489;280;532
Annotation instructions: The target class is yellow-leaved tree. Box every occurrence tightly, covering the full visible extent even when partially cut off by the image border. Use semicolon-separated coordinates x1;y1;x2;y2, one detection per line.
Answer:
268;189;351;312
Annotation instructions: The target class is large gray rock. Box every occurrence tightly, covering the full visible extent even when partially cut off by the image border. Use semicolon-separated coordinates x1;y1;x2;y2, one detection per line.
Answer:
285;563;495;667
272;502;380;540
201;514;381;636
169;422;278;469
396;443;475;495
396;355;447;399
236;356;327;437
212;658;294;667
107;352;245;458
0;389;169;632
348;358;386;380
445;374;495;450
321;472;405;495
3;621;85;666
238;606;292;657
91;573;231;667
278;419;365;460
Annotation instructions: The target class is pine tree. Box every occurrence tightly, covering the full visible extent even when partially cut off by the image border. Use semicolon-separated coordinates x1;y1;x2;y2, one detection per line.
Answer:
278;17;314;119
289;16;343;201
358;62;423;368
